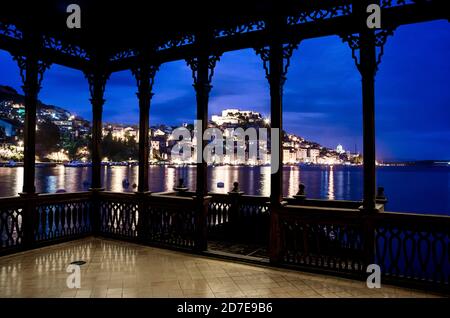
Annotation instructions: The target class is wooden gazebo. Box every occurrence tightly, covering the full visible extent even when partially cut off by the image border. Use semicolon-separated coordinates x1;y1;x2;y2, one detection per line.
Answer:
0;0;448;292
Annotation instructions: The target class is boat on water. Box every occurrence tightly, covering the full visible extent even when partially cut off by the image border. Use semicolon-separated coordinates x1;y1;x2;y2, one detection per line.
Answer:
63;161;137;167
0;160;24;167
64;160;91;167
0;161;56;167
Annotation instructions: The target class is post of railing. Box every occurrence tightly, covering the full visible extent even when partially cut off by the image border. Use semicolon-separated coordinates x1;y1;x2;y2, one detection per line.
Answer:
269;202;285;264
363;214;376;274
20;193;37;249
369;188;387;262
194;195;211;251
360;188;385;273
89;189;102;235
174;178;189;197
228;182;244;237
136;192;151;242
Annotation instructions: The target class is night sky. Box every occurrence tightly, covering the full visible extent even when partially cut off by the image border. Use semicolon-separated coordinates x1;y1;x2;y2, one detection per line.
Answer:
0;21;449;161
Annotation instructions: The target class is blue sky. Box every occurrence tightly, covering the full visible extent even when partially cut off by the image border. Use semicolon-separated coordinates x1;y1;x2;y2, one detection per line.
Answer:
0;20;449;161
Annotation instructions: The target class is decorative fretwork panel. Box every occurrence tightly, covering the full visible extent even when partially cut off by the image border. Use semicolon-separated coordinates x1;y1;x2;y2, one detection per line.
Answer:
208;195;232;228
35;200;91;242
110;49;137;62
0;22;23;40
239;198;270;217
287;5;352;26
340;29;394;74
381;0;415;8
0;205;23;250
214;21;265;38
43;36;90;60
375;222;450;287
100;199;139;238
145;203;197;249
207;194;232;240
157;34;195;51
279;214;365;273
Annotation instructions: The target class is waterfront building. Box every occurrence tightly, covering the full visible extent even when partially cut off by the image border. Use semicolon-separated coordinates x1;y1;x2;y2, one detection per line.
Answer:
211;108;262;125
297;147;308;162
283;148;297;164
308;148;320;164
336;144;345;154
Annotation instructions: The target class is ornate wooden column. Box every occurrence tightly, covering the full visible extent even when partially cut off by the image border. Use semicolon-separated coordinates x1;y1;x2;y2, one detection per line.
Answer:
341;13;393;213
85;69;109;190
255;17;299;263
132;64;159;193
359;30;377;212
13;33;50;195
13;32;50;249
186;51;220;197
186;35;220;251
255;18;298;207
268;39;284;207
341;2;395;268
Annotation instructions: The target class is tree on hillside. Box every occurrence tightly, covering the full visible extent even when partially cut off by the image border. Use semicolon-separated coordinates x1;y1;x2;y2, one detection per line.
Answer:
61;135;89;160
36;120;60;158
101;131;138;162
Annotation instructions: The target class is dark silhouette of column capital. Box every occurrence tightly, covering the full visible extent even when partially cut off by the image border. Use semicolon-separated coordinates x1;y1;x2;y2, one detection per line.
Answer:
131;64;159;100
186;54;221;90
84;70;110;104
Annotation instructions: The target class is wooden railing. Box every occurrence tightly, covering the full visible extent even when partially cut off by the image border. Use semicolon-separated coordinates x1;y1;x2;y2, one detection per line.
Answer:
0;190;448;292
207;193;232;239
34;192;91;243
272;205;366;275
373;212;450;290
271;204;450;291
208;193;270;244
98;191;209;251
99;192;139;239
143;194;202;249
0;196;25;254
0;192;92;255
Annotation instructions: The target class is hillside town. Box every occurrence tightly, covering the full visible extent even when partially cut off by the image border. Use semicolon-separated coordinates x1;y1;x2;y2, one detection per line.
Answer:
0;85;362;165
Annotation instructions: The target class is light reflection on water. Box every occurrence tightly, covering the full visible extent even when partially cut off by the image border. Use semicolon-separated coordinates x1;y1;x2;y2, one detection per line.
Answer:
328;165;335;200
0;165;449;215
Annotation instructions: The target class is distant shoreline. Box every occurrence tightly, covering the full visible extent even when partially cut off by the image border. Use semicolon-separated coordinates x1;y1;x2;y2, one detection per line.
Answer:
378;160;450;167
1;160;449;168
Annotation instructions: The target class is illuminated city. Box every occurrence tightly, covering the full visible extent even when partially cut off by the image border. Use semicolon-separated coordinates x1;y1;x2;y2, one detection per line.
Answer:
0;90;362;166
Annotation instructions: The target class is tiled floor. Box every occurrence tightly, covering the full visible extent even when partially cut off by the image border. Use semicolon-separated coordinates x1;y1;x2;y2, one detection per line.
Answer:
0;238;442;298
